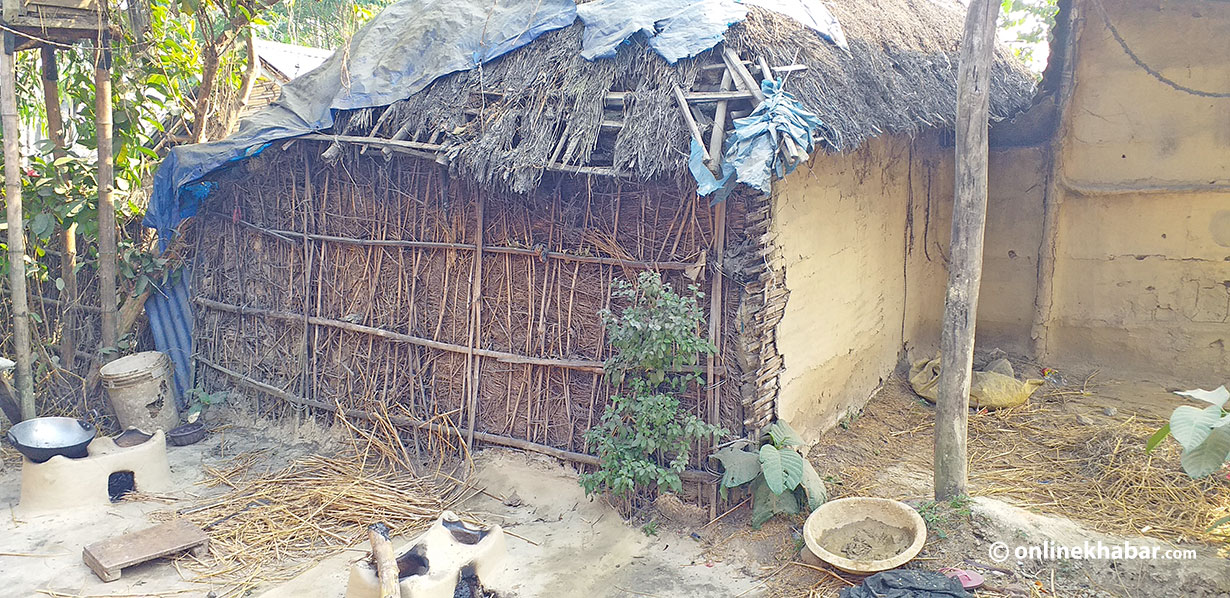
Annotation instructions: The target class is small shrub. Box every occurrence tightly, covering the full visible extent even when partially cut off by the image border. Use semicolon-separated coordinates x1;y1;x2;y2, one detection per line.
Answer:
711;421;827;528
579;271;726;499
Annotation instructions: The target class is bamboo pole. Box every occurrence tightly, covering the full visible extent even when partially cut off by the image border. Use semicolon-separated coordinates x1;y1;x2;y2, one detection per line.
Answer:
40;47;77;374
465;193;485;446
704;69;733;516
95;37;118;356
934;0;999;501
1;37;35;420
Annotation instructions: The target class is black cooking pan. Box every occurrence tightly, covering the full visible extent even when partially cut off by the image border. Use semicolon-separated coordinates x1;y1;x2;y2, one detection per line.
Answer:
5;417;96;463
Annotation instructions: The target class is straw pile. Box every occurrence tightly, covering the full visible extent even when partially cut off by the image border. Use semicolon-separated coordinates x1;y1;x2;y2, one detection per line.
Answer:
170;449;466;597
810;378;1230;546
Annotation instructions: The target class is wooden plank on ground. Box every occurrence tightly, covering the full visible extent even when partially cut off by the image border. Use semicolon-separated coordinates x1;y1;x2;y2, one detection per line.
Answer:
82;519;209;582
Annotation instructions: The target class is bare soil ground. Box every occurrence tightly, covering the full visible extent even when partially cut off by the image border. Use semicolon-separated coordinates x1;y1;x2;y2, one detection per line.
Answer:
4;369;1228;598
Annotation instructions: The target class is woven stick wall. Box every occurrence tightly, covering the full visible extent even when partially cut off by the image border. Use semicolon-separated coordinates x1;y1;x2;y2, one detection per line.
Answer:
186;143;782;500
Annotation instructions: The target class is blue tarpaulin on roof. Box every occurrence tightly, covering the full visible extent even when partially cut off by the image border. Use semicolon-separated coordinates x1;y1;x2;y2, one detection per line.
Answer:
577;0;747;63
576;0;847;63
690;78;827;197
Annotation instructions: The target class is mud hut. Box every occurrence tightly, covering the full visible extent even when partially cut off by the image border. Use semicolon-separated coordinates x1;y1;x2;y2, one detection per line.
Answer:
143;0;1036;502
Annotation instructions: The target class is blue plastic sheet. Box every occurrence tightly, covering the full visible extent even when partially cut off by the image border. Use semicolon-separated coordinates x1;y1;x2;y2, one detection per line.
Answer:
742;0;848;51
577;0;747;63
690;78;827;198
577;0;847;64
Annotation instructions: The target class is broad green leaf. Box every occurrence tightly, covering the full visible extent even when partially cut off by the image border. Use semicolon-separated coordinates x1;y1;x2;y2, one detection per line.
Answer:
779;447;805;491
1145;423;1170;453
751;476;799;528
768;421;805;448
712;446;761;488
799;459;828;511
1208;514;1230;533
759;444;785;494
1170;405;1222;451
1176;386;1230;409
1180;426;1230;479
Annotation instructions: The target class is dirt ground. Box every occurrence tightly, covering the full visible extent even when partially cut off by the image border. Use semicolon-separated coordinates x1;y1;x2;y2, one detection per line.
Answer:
3;369;1228;598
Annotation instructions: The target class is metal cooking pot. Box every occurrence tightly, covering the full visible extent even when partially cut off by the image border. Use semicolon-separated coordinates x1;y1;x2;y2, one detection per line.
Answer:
5;417;96;463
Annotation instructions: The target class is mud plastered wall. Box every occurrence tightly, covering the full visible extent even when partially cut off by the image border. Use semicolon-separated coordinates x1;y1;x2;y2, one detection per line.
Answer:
1044;0;1230;383
771;132;1047;441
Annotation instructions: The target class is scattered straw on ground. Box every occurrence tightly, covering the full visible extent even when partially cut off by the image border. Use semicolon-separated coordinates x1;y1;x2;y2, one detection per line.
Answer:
166;450;466;597
811;377;1230;546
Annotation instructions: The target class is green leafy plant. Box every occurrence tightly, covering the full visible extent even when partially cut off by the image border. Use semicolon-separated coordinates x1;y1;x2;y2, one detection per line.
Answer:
579;271;726;499
184;386;228;423
1146;385;1230;479
711;421;826;528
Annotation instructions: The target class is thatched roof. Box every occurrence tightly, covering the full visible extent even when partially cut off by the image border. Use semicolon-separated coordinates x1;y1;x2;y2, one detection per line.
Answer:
324;0;1036;193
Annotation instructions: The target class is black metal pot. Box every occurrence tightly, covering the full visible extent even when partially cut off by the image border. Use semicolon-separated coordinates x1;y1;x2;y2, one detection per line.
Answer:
5;417;96;463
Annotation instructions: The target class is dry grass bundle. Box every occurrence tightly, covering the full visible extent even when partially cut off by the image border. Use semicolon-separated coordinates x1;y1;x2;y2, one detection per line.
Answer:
171;450;466;597
811;378;1230;546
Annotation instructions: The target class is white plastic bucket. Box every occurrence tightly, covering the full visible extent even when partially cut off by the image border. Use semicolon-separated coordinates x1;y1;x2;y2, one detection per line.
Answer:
99;351;179;432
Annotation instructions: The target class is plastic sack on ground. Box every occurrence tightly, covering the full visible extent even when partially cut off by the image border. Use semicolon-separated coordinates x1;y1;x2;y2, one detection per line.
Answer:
909;354;1043;410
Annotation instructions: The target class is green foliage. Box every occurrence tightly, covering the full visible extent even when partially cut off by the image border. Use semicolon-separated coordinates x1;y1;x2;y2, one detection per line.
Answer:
641;520;659;537
184;386;228;422
258;0;390;48
1149;386;1230;479
998;0;1059;71
579;271;726;499
714;421;827;528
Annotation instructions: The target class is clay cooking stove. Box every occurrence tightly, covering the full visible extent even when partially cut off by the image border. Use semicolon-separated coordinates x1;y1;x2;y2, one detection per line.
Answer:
17;429;172;515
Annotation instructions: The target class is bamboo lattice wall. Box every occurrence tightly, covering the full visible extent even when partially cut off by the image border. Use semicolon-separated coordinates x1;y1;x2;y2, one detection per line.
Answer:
186;143;787;494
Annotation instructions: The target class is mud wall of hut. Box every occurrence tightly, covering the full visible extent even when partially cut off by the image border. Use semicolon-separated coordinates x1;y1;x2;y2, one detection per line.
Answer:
1032;0;1230;384
185;142;772;476
767;133;1048;442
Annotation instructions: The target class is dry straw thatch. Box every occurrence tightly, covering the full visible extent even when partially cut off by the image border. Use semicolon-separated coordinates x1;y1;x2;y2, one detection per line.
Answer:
327;0;1037;193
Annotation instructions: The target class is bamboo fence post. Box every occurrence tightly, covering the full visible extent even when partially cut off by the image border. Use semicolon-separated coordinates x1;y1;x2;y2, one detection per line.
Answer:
95;37;118;356
935;0;999;501
40;47;77;374
465;192;485;447
704;68;734;516
1;36;35;419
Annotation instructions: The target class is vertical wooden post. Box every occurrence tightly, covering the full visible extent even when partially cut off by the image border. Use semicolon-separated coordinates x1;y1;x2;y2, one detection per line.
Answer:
704;68;733;518
934;0;999;501
95;36;118;356
1;34;35;420
41;47;77;373
465;192;485;447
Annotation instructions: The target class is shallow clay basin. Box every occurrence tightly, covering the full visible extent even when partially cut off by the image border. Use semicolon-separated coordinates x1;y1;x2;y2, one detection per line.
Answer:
803;497;927;574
